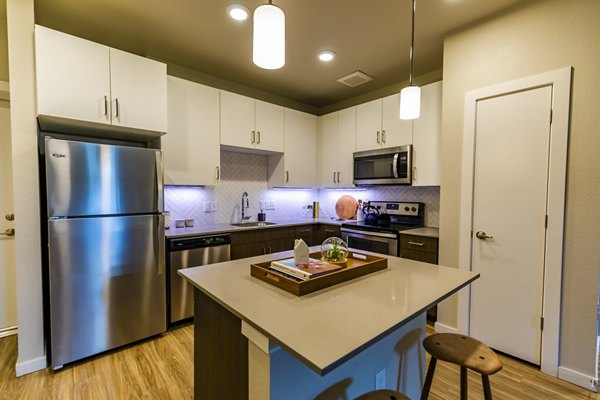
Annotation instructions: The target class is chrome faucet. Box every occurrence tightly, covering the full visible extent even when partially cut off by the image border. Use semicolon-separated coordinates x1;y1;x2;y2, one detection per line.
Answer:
241;192;250;222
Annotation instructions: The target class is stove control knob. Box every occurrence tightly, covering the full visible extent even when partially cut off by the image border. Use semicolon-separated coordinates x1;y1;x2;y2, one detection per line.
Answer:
411;207;417;212
376;205;381;210
404;206;410;212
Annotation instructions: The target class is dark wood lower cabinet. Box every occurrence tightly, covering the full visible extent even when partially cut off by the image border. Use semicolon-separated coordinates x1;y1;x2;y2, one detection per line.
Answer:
195;290;248;400
230;226;295;260
399;233;440;322
318;224;342;244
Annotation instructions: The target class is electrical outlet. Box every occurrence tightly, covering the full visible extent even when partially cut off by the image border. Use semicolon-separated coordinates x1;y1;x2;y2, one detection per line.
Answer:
375;369;386;390
259;200;266;211
203;201;212;213
211;201;218;212
265;201;275;210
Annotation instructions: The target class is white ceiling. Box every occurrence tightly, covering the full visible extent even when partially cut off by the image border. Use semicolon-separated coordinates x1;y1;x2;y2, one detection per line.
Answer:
33;0;525;108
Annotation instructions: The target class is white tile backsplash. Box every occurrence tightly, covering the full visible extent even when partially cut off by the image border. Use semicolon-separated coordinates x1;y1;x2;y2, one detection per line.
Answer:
165;151;440;227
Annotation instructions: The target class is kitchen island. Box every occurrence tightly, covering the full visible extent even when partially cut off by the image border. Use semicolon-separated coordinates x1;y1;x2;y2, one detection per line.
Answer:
179;247;479;400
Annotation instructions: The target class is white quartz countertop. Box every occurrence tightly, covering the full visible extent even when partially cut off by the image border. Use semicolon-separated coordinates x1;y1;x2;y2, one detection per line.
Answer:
165;218;345;238
179;247;478;375
401;227;440;238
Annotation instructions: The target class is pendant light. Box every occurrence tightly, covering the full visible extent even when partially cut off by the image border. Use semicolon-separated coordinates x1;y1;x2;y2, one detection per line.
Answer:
253;0;285;70
400;0;420;120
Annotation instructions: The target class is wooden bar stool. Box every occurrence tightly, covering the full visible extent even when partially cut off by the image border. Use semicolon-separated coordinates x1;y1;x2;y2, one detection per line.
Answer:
355;389;410;400
421;333;502;400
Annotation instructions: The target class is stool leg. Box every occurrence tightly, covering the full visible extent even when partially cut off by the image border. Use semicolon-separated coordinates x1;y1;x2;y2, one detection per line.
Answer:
460;367;468;400
482;375;493;400
420;357;437;400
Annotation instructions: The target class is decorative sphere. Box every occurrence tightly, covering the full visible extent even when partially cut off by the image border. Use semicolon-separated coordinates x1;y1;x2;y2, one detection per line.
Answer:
321;237;349;263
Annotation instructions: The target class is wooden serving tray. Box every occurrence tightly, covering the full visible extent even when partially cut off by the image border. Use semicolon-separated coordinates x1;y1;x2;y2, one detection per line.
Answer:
250;251;388;296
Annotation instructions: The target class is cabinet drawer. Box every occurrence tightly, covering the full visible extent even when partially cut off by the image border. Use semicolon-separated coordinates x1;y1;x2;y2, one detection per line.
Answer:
399;234;438;253
400;249;438;264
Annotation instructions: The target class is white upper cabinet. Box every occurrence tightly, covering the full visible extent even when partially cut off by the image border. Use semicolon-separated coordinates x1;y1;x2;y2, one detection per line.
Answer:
412;81;442;186
109;48;167;132
35;25;111;125
220;91;284;152
34;25;167;133
381;93;413;147
268;109;317;188
356;94;412;152
164;76;220;186
318;107;356;187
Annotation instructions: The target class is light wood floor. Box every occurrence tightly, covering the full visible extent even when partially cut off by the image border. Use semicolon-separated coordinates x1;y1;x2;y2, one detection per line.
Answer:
0;323;597;399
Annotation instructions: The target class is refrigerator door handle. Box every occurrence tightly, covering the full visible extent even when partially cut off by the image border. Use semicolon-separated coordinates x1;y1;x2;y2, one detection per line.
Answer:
155;150;164;212
156;216;165;276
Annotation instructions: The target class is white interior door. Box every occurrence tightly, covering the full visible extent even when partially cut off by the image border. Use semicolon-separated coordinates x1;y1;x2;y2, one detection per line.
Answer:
470;85;552;365
0;98;17;336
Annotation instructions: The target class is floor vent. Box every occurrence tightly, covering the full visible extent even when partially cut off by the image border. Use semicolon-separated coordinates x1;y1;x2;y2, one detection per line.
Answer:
337;71;373;88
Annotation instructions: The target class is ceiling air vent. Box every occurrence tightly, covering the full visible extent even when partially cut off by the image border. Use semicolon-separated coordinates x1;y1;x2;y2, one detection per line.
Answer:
337;71;373;88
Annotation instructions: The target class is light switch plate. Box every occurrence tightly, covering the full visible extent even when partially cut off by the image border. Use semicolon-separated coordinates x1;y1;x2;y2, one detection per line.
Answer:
265;201;275;210
211;201;218;212
203;201;211;213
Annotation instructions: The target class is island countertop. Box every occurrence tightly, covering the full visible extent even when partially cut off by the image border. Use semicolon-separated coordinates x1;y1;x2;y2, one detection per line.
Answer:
179;248;479;375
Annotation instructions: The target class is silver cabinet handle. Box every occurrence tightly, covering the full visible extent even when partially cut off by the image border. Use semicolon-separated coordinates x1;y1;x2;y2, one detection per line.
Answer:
5;213;14;221
333;171;337;183
413;166;417;182
103;96;108;117
476;231;494;240
0;228;15;236
115;98;120;119
376;131;381;144
285;171;289;183
216;166;220;181
251;130;256;143
336;171;341;183
408;241;424;246
382;130;386;144
257;131;261;144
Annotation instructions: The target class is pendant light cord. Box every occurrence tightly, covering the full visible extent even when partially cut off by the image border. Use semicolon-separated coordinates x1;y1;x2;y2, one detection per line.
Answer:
409;0;416;86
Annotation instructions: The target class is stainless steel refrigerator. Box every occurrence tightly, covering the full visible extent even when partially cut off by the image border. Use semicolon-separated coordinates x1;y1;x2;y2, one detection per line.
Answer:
44;137;166;369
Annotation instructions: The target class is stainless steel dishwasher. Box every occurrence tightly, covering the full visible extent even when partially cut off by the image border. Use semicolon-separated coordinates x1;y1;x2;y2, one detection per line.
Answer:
167;234;231;324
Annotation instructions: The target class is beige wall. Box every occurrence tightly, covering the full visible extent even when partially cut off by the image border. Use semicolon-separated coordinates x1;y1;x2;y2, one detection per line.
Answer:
1;3;9;82
439;0;600;377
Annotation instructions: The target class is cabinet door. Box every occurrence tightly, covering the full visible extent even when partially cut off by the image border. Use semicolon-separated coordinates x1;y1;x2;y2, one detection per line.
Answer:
355;99;382;152
256;100;284;152
382;93;413;147
284;109;317;187
109;48;167;132
35;25;111;125
318;112;339;187
220;91;255;149
412;81;442;186
164;77;220;185
337;107;356;187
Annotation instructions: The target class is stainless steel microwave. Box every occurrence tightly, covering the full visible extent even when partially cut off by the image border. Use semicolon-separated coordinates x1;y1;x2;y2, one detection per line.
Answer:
353;145;412;185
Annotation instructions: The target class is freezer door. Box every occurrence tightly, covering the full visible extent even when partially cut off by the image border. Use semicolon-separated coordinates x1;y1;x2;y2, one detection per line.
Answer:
47;215;166;368
45;138;163;217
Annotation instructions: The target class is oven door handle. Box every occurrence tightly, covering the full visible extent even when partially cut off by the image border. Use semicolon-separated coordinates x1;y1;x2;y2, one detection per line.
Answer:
341;228;398;240
393;153;399;178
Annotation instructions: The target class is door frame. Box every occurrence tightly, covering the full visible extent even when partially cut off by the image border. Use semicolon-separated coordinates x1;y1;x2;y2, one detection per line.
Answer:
457;67;571;376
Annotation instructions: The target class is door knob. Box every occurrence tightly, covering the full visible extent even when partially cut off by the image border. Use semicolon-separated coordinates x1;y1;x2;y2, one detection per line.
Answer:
0;228;15;236
5;213;14;221
475;231;493;240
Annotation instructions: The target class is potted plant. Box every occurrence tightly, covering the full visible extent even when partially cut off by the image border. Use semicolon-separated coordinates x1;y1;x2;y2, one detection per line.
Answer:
321;237;349;266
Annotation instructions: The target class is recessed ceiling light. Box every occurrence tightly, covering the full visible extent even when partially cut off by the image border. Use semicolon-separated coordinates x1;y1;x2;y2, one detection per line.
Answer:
318;50;336;62
227;4;249;21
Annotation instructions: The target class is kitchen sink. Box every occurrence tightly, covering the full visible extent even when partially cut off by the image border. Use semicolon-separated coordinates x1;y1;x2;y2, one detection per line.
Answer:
230;221;277;228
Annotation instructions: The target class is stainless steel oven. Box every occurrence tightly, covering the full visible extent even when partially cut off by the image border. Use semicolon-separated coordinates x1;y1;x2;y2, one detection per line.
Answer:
341;228;398;256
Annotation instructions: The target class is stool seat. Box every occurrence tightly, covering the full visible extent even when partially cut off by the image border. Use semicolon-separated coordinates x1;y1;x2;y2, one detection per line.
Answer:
355;389;410;400
423;333;502;375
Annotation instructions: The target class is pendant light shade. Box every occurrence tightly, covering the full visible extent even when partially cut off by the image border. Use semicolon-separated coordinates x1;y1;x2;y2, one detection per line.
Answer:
253;2;285;70
399;0;420;120
400;85;421;119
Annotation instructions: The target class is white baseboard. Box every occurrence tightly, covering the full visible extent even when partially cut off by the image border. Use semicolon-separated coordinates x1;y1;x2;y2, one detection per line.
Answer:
558;366;597;392
0;326;18;338
433;322;459;334
16;356;47;377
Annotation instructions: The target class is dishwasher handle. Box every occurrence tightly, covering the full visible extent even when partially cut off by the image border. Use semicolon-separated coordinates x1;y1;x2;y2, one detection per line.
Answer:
169;234;231;251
